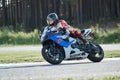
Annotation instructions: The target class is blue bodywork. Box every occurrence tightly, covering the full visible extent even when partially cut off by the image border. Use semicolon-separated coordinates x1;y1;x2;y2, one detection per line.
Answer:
42;30;74;48
49;34;74;48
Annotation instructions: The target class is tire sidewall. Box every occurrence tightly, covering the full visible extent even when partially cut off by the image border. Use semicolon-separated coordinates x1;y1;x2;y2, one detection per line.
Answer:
87;43;104;62
42;45;64;64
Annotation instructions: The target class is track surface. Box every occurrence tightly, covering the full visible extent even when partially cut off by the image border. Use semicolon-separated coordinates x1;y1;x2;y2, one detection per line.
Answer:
0;58;120;80
0;44;120;51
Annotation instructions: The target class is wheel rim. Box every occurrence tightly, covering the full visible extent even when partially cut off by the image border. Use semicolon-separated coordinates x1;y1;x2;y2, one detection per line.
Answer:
92;45;104;58
44;46;62;62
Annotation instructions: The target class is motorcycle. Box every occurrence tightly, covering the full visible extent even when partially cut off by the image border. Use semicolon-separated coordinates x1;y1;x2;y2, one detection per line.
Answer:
40;27;104;65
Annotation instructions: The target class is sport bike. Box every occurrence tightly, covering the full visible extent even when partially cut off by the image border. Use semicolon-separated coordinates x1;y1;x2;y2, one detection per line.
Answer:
41;27;104;64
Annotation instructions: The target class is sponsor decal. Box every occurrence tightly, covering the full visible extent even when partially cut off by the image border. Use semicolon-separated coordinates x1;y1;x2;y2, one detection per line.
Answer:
57;39;62;43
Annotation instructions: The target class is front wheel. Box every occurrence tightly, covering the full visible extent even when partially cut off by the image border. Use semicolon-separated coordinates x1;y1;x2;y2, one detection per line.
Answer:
42;45;64;65
87;43;104;62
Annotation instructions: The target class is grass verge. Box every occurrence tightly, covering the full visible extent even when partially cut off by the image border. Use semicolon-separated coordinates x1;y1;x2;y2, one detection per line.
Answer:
0;25;120;45
0;28;40;45
88;76;120;80
0;50;44;63
105;50;120;58
0;50;120;64
64;76;120;80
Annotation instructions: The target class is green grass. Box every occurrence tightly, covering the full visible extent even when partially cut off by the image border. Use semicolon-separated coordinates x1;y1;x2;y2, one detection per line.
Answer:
62;78;74;80
0;25;120;45
62;76;120;80
102;76;120;80
0;50;120;64
0;50;44;63
87;76;120;80
105;50;120;58
94;26;120;44
0;28;40;45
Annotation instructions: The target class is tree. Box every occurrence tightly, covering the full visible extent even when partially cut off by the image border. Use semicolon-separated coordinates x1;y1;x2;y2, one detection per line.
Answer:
0;0;120;31
2;0;8;25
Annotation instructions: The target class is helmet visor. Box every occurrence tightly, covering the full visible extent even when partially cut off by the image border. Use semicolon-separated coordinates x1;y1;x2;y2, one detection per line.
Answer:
47;18;54;25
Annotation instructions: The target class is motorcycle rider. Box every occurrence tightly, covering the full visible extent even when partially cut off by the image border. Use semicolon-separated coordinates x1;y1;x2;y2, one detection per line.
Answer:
42;13;88;44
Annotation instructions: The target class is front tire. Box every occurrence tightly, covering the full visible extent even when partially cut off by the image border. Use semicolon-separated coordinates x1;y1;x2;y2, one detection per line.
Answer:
87;43;104;62
42;45;64;65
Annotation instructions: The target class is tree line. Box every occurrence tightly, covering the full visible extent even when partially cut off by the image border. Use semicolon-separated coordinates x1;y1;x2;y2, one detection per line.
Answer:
0;0;120;32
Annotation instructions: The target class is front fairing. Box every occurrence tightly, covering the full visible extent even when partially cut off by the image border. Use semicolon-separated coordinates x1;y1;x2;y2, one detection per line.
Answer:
41;29;74;48
41;29;56;42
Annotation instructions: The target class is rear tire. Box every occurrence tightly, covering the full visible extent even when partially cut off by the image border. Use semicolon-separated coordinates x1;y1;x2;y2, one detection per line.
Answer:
42;45;64;65
87;43;104;62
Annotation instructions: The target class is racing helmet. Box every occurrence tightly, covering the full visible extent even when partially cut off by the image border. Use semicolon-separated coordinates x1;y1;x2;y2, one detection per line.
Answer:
47;13;58;25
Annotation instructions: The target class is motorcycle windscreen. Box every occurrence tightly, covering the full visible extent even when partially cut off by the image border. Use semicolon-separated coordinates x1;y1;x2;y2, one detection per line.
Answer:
49;34;74;48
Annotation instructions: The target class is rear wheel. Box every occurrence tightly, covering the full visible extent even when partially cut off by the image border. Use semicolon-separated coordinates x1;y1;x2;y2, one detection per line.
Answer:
42;44;64;65
87;43;104;62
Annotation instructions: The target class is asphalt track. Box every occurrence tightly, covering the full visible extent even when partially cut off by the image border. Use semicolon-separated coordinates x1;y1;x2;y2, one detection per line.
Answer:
0;58;120;80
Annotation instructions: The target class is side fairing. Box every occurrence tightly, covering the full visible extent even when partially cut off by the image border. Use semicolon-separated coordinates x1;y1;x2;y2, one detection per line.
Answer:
49;34;74;48
63;37;82;59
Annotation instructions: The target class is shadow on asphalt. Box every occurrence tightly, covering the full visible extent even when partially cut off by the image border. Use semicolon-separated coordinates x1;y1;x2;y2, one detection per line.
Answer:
0;61;93;69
